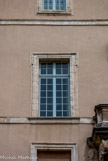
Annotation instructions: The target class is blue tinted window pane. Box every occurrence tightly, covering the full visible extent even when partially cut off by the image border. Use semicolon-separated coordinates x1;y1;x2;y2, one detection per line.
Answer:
56;79;61;84
63;68;68;74
47;91;53;97
56;0;60;10
48;68;53;74
61;0;66;10
48;79;53;84
56;85;61;90
56;105;62;110
63;111;69;116
56;111;62;116
56;98;62;103
47;98;53;103
56;63;61;68
40;105;46;110
63;104;68;110
41;98;46;103
41;85;46;90
48;63;53;68
40;111;46;116
41;68;46;74
47;111;53;116
62;63;68;68
56;91;62;97
41;91;46;97
47;105;53;110
63;91;68;97
63;85;68;90
44;0;48;9
63;98;68;103
63;79;68;84
41;79;46;84
41;63;46;68
56;68;61;74
47;85;53;90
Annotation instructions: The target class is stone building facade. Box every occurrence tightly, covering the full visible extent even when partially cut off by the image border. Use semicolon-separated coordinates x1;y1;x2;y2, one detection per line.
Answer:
0;0;108;161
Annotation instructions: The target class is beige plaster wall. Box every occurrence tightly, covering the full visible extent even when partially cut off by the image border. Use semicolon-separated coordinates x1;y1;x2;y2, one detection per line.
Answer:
0;25;108;117
0;124;93;161
0;0;108;20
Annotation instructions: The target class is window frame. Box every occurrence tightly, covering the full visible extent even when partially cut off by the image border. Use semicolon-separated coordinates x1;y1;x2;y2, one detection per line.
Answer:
30;53;78;118
39;62;70;117
30;143;78;161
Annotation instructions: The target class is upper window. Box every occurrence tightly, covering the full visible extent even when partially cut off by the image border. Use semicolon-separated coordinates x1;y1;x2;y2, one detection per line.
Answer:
36;0;72;14
43;0;66;11
39;62;70;117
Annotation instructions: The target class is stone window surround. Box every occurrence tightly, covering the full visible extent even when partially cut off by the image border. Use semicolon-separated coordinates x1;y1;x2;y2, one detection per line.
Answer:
30;143;78;161
36;0;72;15
30;52;78;117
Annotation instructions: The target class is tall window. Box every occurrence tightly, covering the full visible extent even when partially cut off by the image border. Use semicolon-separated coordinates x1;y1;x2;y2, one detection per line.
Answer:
43;0;66;11
39;62;70;117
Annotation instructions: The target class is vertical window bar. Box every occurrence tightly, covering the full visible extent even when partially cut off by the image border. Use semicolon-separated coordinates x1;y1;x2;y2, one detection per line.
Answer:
61;78;63;117
53;63;56;117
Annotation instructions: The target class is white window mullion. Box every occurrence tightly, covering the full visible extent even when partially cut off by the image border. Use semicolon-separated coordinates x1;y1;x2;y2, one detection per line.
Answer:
53;63;56;117
53;0;56;10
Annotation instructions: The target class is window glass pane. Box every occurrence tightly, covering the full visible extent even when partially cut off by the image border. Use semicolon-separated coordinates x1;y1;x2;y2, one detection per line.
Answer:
41;68;46;74
63;98;68;103
63;111;69;116
56;63;61;68
47;85;53;90
41;85;46;90
44;0;48;9
56;85;61;90
40;111;46;116
63;79;68;84
62;63;68;68
56;79;61;84
63;85;68;90
56;68;61;74
56;98;62;103
41;63;46;74
56;105;62;110
63;104;68;110
47;68;53;74
49;0;53;10
41;91;46;97
63;91;68;97
47;91;53;97
56;111;62;116
41;79;46;84
56;0;60;10
56;63;61;74
47;111;53;116
41;63;46;68
41;98;46;103
63;68;68;74
47;98;53;103
60;0;66;10
48;79;53;84
56;91;62;97
47;105;53;110
40;105;46;110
